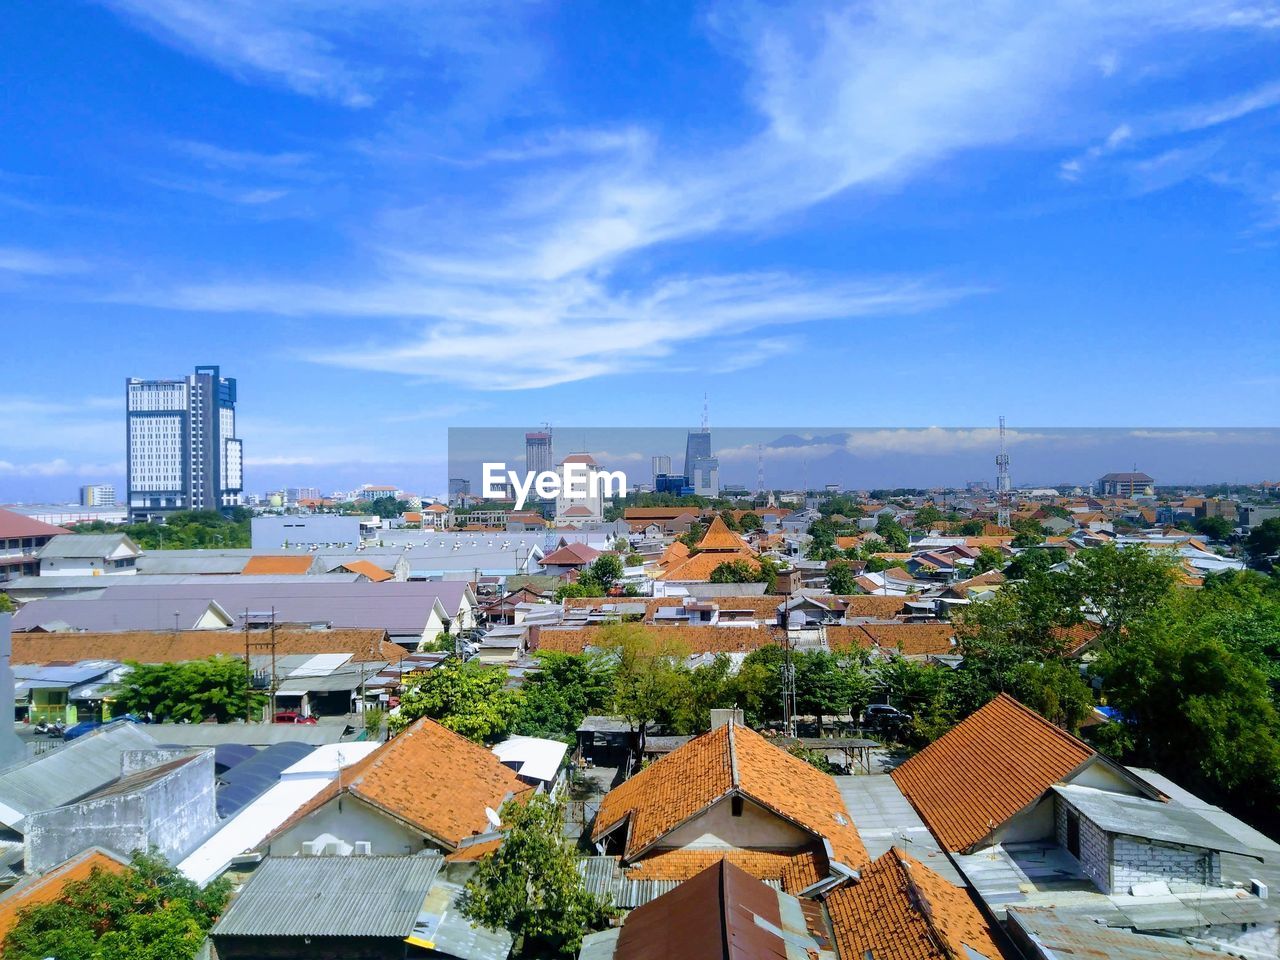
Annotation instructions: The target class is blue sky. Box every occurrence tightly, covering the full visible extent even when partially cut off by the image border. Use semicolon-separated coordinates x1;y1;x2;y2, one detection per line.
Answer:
2;1;1279;499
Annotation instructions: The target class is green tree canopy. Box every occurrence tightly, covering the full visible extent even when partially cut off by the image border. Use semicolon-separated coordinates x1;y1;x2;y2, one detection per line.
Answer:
510;653;615;743
1193;514;1233;541
460;794;616;958
115;656;266;723
2;850;229;960
825;561;858;595
391;658;522;741
1247;517;1280;567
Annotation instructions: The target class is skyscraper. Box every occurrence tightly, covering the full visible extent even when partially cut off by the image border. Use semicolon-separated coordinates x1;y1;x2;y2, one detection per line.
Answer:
525;430;554;475
651;455;671;486
126;365;243;521
79;483;116;507
683;429;711;479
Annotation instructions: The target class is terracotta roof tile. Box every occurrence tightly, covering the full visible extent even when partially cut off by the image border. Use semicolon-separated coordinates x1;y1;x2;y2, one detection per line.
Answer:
266;718;532;850
0;848;129;944
13;628;408;664
657;549;760;582
338;559;395;582
697;516;752;552
856;623;955;656
536;625;781;655
594;722;867;870
541;543;600;566
826;847;1006;960
623;846;825;894
891;694;1095;852
836;595;915;618
0;509;71;539
241;555;315;575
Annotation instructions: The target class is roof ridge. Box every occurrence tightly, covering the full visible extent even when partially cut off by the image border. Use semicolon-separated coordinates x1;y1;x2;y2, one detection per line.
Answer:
727;719;739;789
993;692;1095;754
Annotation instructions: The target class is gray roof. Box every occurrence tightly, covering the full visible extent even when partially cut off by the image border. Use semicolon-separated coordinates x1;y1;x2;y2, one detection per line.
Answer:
1007;907;1236;959
1053;785;1262;858
36;534;135;559
276;661;388;693
0;721;159;829
577;715;636;734
147;721;348;747
11;596;231;632
682;582;770;598
409;879;514;960
835;774;964;886
211;855;444;938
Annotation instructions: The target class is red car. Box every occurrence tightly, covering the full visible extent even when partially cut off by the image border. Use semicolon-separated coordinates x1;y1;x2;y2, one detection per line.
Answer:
274;711;318;725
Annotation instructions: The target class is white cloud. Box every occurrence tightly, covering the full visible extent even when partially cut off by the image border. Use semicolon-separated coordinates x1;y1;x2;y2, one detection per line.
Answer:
0;459;124;477
0;247;90;276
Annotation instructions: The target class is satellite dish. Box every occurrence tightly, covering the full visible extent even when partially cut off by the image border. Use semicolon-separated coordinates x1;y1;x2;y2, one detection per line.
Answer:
484;806;502;829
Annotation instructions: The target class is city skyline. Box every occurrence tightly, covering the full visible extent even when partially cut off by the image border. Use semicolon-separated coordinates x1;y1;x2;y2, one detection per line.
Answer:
4;2;1280;502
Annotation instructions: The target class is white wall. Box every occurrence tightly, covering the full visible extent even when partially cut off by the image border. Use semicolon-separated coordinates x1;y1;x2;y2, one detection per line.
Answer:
656;794;813;851
266;794;440;857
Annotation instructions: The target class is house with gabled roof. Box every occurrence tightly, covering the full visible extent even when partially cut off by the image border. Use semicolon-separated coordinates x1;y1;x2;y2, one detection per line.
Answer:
655;516;760;583
261;717;532;858
592;719;867;893
824;847;1007;960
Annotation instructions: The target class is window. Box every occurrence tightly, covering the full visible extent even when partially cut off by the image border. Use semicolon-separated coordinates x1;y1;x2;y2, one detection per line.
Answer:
731;795;744;818
1066;809;1080;859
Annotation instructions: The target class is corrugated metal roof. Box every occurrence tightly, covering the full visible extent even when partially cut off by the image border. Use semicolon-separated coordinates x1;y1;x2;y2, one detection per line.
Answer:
1008;907;1237;958
1054;785;1261;858
211;855;444;938
36;534;133;558
216;742;315;817
407;879;514;960
0;722;159;829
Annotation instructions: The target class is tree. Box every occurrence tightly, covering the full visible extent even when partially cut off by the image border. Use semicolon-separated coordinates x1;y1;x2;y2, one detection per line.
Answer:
1071;543;1177;640
1009;661;1093;733
554;581;604;601
825;562;858;595
1011;517;1044;548
796;651;870;722
1247;518;1280;567
738;511;764;532
709;559;758;583
510;653;615;742
912;505;943;530
391;658;522;741
717;510;740;531
460;794;616;958
2;850;229;960
971;546;1005;575
115;657;266;723
875;515;909;552
1093;616;1280;828
599;623;692;730
578;553;623;592
0;593;13;614
1193;515;1233;541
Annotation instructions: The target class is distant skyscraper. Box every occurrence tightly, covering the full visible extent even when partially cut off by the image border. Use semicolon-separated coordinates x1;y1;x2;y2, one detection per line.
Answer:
448;478;471;501
683;429;711;479
651;455;671;486
525;430;554;475
126;365;242;521
690;456;720;497
79;483;116;507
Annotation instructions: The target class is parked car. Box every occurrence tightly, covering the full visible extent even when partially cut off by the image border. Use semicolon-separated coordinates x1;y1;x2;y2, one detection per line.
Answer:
861;704;912;730
274;711;318;725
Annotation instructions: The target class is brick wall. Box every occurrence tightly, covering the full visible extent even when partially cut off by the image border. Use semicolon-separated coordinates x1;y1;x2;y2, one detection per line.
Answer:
1111;836;1219;894
1054;796;1110;892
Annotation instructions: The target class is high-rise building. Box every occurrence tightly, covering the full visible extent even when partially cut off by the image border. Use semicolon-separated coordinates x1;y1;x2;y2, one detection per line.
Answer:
448;478;471;501
651;455;671;486
690;456;720;498
683;429;711;479
79;483;116;507
126;365;243;521
525;430;554;475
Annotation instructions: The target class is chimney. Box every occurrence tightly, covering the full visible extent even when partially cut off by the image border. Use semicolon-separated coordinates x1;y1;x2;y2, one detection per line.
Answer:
0;615;28;769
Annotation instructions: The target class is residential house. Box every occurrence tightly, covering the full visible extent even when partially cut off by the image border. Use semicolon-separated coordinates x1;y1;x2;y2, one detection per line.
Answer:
261;718;532;857
0;848;129;939
655;516;760;582
591;719;867;891
540;541;601;576
0;509;70;583
35;533;141;577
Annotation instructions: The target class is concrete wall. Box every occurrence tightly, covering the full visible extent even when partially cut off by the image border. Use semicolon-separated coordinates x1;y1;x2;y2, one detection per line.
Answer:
252;516;362;550
1054;795;1111;892
1111;836;1219;894
656;794;813;852
266;794;436;857
24;750;217;873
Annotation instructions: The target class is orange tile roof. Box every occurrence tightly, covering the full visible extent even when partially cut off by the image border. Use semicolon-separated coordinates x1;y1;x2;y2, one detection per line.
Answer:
338;559;394;582
622;846;826;894
891;694;1095;852
536;625;781;655
267;718;531;850
241;555;314;575
837;595;915;618
13;628;408;664
0;848;130;945
594;722;866;870
444;837;504;862
856;623;955;656
697;515;753;552
826;847;1006;960
825;626;875;652
657;549;760;582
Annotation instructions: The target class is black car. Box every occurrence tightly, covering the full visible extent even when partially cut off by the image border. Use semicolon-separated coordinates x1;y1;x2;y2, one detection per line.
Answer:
861;704;912;729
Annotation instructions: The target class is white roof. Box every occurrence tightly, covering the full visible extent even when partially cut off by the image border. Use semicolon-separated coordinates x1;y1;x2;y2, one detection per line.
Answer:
178;741;380;886
491;736;567;783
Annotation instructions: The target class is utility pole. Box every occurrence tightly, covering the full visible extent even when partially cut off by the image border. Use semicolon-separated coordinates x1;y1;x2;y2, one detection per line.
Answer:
996;416;1011;530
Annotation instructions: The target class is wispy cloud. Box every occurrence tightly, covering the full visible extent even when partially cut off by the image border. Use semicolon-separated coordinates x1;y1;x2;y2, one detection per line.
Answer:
0;247;91;276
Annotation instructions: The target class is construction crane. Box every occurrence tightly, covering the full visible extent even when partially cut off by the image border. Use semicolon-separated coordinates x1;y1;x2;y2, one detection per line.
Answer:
996;416;1011;530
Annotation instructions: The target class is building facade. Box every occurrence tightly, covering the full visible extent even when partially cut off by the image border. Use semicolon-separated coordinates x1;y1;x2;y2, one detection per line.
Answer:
126;365;243;520
1096;471;1154;497
525;430;554;475
79;483;116;507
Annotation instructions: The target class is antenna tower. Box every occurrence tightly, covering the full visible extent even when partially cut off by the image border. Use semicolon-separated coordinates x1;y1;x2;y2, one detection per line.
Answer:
996;416;1011;529
756;444;765;497
701;393;709;432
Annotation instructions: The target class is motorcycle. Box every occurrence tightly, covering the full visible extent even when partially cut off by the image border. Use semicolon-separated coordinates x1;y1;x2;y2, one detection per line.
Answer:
34;720;65;737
